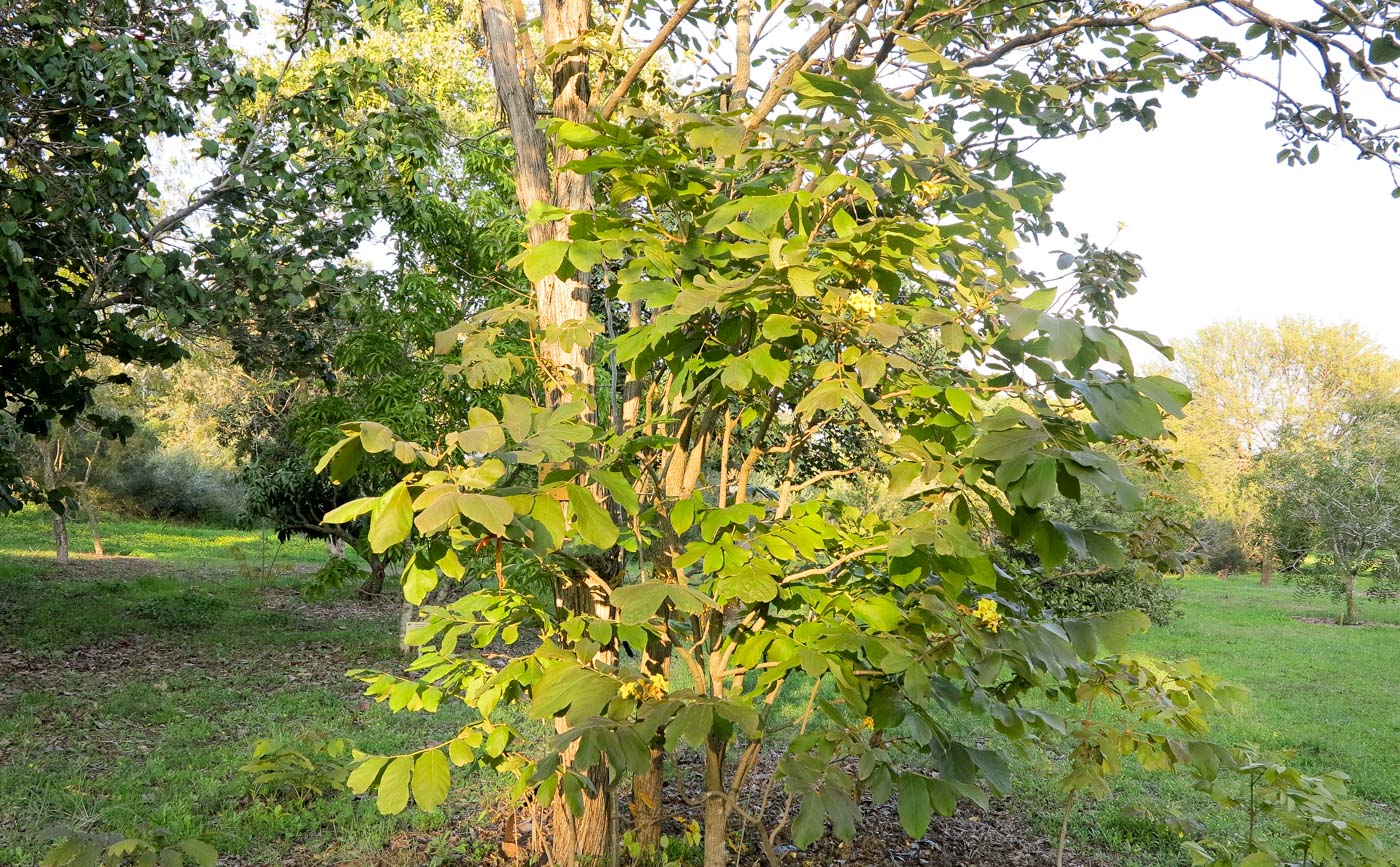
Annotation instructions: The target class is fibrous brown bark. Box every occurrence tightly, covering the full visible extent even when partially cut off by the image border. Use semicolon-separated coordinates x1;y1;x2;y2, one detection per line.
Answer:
479;0;613;860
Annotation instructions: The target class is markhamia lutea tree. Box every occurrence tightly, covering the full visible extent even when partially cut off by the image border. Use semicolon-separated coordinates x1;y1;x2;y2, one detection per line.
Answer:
316;0;1400;864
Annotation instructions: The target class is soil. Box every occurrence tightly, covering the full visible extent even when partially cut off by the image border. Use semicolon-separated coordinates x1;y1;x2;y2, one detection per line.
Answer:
1292;615;1399;627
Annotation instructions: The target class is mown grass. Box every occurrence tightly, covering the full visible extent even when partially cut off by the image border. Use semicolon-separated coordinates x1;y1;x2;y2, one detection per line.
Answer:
2;510;1397;865
965;575;1400;865
0;507;326;565
0;510;502;865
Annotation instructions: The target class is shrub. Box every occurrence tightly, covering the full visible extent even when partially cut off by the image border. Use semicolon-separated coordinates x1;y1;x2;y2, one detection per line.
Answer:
1196;520;1250;575
301;556;365;601
1040;565;1183;627
103;449;244;524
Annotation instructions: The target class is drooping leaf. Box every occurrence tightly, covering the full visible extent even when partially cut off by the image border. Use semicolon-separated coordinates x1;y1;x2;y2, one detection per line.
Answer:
411;749;451;812
369;484;413;553
376;755;413;815
566;484;620;548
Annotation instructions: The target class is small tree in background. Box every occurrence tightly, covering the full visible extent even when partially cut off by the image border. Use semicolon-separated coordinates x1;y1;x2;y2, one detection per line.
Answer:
1170;320;1400;583
1255;401;1400;624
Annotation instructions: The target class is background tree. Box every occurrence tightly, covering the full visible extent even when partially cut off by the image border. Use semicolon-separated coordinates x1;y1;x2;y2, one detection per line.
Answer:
1170;319;1400;581
1254;400;1400;624
0;0;443;507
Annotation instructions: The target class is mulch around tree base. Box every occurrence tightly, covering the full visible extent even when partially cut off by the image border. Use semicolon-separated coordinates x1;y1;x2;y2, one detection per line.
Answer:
1292;615;1399;627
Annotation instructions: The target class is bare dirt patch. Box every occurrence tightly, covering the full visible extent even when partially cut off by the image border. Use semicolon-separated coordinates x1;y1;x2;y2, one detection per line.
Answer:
1292;615;1400;627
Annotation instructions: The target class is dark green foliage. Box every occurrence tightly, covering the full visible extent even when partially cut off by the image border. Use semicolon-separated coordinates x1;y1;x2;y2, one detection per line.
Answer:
1040;567;1183;627
0;0;239;457
0;0;446;509
1196;520;1251;575
105;449;244;525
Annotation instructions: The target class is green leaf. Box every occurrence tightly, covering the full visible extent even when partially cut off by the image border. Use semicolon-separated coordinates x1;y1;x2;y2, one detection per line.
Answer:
530;663;617;722
1083;531;1126;568
357;421;395;453
1089;610;1151;653
324;496;378;524
671;497;698;534
750;344;790;386
1016;458;1058;507
610;582;670;624
500;394;534;441
721;357;753;391
687;121;745;156
853;596;902;631
1368;34;1400;65
411;749;451;812
897;774;933;838
176;840;218;867
792;796;826;848
376;755;413;814
567;484;619;548
402;558;440;605
568;239;604;271
523;240;572;283
1040;315;1083;361
315;436;364;484
347;756;388;794
457;493;516;536
1136;375;1191;417
944;386;973;417
369;484;413;553
591;469;639;515
414;486;460;534
762;314;802;339
971;428;1048;460
716;569;778;603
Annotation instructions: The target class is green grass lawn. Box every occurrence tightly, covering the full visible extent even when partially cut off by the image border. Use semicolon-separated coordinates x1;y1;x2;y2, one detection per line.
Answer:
976;575;1400;865
2;511;1397;865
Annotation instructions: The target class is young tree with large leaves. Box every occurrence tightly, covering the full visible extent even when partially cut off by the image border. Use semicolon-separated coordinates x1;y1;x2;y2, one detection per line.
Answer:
314;0;1400;864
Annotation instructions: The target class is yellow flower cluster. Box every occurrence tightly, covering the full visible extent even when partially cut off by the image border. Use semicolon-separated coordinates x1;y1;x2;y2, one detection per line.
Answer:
845;292;878;318
957;598;1002;633
619;673;669;702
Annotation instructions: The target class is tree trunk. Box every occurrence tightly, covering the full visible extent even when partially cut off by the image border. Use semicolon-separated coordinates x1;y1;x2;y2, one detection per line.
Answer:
53;513;70;565
702;735;730;867
1343;574;1358;625
1259;555;1272;586
328;537;346;559
38;438;69;565
478;0;613;861
80;445;102;557
359;551;386;598
85;502;103;557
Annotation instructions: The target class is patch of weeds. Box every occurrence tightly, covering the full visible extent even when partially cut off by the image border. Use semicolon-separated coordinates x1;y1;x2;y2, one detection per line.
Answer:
128;590;230;631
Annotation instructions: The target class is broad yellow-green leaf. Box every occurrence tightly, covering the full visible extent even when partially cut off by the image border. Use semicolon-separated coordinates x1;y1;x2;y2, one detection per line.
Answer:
347;755;388;794
324;496;377;524
356;421;395;453
412;749;451;812
369;484;413;553
566;484;619;548
376;755;413;814
457;493;515;536
522;240;571;283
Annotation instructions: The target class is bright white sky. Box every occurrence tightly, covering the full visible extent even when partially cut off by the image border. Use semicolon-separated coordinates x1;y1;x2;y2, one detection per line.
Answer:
1027;78;1400;359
